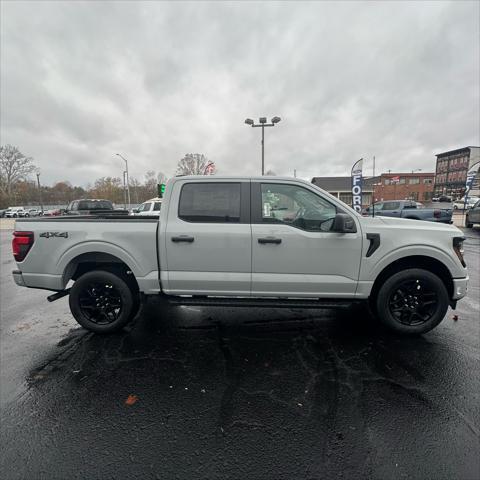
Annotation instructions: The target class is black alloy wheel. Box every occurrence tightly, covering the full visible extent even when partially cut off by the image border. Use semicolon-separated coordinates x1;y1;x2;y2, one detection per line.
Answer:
69;270;138;333
78;281;123;325
376;268;448;335
387;279;438;326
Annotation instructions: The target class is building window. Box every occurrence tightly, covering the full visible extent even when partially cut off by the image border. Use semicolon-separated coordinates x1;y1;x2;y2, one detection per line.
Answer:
423;178;433;184
399;177;406;184
384;178;391;185
408;177;420;185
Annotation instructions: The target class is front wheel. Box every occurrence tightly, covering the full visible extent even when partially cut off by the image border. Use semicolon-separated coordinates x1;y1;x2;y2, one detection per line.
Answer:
375;268;448;335
465;216;473;228
69;270;139;333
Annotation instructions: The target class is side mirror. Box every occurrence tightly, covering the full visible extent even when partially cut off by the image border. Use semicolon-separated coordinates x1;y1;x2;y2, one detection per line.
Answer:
332;213;357;233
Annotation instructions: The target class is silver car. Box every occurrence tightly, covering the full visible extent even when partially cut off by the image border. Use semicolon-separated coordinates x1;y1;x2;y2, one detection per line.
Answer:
465;199;480;228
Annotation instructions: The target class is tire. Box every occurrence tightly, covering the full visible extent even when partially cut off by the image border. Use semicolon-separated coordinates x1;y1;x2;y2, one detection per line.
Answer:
24;213;29;217
465;216;473;228
375;268;448;335
69;270;138;333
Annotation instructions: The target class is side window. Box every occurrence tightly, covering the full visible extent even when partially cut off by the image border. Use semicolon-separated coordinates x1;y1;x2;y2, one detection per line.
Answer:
153;202;161;211
374;202;384;211
179;183;241;223
260;183;337;232
138;202;152;212
383;201;400;210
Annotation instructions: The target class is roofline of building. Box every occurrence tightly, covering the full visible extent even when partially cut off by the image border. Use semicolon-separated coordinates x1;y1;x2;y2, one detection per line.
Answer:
435;146;480;158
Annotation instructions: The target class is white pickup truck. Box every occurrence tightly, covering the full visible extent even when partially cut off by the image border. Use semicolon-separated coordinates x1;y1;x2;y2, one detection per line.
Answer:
11;176;468;335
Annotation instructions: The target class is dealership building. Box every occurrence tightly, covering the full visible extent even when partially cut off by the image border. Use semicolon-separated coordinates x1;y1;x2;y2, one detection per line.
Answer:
433;146;480;199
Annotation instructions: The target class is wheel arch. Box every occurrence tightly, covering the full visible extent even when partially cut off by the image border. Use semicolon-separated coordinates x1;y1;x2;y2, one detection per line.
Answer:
63;252;139;291
370;255;453;303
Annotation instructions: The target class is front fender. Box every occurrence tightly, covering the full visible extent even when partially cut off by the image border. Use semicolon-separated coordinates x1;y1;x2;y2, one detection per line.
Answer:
362;244;464;281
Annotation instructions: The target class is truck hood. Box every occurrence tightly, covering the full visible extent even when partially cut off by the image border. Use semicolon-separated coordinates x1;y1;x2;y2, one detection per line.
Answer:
359;215;462;234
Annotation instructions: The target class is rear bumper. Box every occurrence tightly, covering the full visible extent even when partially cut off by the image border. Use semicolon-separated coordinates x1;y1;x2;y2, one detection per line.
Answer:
12;270;26;287
452;276;468;300
12;270;63;291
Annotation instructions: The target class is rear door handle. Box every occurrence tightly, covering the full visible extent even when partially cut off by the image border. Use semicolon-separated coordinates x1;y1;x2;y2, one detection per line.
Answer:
171;235;194;243
258;237;282;244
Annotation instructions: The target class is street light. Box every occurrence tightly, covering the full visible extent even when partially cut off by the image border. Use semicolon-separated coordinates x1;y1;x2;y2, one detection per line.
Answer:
116;153;131;207
35;169;44;214
411;168;422;173
244;116;282;175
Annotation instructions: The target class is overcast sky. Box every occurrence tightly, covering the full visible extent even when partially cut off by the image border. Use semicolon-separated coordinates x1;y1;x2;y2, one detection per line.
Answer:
1;1;479;186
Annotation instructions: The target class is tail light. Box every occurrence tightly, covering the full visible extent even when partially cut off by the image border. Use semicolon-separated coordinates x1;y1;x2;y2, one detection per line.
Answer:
453;237;466;267
12;231;34;262
434;209;441;218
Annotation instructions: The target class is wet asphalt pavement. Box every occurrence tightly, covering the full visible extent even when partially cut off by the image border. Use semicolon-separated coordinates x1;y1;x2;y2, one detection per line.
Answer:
1;227;479;480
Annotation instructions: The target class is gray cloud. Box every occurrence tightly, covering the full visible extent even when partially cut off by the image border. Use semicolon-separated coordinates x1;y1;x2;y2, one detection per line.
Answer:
1;0;478;185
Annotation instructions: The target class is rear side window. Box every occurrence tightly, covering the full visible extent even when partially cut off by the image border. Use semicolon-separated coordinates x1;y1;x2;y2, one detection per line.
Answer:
78;200;113;210
383;201;400;210
153;202;161;211
179;183;241;222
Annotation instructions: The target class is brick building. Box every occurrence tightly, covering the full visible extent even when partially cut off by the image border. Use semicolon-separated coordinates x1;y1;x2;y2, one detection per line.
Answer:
311;176;375;207
373;172;435;202
433;146;480;199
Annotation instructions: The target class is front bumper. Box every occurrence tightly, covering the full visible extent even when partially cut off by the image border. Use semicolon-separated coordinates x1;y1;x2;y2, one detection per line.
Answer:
452;276;468;300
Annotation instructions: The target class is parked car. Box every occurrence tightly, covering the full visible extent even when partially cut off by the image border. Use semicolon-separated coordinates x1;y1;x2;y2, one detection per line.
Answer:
18;208;42;217
0;208;8;218
432;196;452;203
43;209;62;217
12;176;468;336
131;198;162;216
465;199;480;228
453;196;479;210
5;207;26;218
65;199;128;216
363;200;452;223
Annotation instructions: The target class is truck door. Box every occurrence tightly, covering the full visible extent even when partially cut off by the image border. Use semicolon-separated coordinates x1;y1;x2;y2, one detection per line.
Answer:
162;180;251;296
250;181;362;297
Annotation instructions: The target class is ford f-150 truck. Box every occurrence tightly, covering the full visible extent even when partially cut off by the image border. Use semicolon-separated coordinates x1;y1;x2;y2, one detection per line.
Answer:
11;176;468;335
363;200;452;223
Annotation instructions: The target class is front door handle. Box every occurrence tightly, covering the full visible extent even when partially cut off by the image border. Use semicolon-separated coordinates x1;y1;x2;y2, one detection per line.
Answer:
171;235;194;243
258;237;282;244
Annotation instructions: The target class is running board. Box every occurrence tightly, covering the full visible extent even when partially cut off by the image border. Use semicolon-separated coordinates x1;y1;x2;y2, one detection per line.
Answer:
164;296;361;309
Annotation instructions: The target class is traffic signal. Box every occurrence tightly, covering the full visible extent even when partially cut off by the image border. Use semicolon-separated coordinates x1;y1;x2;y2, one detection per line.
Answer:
157;183;166;198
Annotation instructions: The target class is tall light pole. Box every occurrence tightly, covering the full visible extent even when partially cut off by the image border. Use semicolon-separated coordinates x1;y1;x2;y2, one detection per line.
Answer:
116;153;131;207
245;116;281;175
35;169;44;214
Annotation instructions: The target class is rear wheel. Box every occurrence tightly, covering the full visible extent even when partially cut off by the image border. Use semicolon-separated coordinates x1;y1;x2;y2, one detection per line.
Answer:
69;270;139;333
465;215;473;228
375;268;448;335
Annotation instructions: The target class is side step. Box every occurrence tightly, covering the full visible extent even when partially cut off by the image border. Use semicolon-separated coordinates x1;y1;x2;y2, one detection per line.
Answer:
165;296;361;309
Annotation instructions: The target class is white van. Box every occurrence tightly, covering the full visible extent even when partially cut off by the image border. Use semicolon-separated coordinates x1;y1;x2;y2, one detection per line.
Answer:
133;198;162;216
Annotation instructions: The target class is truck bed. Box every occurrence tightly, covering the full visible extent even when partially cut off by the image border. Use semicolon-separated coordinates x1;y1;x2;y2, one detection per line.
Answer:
13;216;160;294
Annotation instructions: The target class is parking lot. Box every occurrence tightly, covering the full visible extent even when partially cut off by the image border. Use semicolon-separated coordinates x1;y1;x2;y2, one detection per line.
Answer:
1;222;479;479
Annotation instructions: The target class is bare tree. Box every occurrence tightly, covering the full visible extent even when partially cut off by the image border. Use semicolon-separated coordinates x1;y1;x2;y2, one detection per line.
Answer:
0;145;36;197
176;153;216;175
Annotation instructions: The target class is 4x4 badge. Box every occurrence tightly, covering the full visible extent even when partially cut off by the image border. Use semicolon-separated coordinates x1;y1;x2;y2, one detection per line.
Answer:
40;232;68;239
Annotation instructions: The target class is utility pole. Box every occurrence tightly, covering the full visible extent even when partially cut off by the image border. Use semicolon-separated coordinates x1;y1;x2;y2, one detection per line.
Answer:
116;154;131;207
123;171;127;209
294;169;297;178
36;170;44;214
245;116;282;175
372;156;376;217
